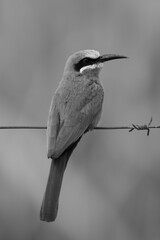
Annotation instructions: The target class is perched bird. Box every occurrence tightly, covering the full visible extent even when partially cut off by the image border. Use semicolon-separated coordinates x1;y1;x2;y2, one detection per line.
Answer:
40;50;127;222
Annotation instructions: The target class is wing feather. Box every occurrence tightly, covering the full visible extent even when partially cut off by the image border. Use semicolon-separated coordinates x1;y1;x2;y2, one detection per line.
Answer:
47;80;104;159
53;112;92;157
47;97;60;158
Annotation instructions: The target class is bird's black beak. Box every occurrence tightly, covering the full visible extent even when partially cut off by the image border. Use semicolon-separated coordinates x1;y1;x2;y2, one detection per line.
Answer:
99;54;128;63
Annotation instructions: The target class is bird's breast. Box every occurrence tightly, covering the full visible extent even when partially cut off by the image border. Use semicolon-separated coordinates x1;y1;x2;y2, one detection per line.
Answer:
56;75;104;117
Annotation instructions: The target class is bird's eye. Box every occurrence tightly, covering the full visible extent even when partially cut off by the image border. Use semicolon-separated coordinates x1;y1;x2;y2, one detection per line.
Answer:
82;58;90;64
74;57;92;71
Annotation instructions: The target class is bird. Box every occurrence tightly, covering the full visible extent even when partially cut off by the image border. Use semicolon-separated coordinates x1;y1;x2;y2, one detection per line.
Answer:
40;49;127;222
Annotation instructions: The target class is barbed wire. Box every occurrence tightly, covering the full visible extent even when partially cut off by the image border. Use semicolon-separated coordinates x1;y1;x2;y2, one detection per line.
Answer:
0;117;159;136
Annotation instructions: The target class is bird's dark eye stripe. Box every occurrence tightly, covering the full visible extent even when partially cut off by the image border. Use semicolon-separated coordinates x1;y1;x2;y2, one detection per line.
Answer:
74;57;98;72
82;57;90;63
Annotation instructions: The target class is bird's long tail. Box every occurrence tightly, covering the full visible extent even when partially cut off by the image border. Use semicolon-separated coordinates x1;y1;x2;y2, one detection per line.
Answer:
40;138;81;222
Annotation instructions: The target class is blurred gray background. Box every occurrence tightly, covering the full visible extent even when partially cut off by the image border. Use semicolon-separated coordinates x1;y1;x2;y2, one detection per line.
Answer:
0;0;160;239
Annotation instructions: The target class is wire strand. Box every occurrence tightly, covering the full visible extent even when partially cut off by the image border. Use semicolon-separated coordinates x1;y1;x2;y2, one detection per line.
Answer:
0;118;158;135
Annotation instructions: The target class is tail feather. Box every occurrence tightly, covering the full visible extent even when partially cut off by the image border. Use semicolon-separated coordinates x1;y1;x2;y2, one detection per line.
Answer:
40;156;67;221
40;137;81;222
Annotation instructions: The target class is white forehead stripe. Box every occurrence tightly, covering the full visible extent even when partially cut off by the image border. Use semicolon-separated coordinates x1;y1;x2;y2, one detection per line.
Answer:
84;50;100;59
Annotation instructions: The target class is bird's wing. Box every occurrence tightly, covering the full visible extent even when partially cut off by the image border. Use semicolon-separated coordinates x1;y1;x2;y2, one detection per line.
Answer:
54;90;103;158
53;112;92;158
47;82;103;159
47;96;60;158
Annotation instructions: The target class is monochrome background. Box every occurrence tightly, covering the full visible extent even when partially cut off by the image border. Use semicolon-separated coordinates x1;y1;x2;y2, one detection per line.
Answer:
0;0;160;239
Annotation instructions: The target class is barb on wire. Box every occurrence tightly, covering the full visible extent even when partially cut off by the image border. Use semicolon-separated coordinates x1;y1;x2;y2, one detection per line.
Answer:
129;117;153;136
0;117;159;136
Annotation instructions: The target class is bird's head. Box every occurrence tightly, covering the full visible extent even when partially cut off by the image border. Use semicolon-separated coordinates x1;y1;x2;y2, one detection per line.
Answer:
64;49;127;76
